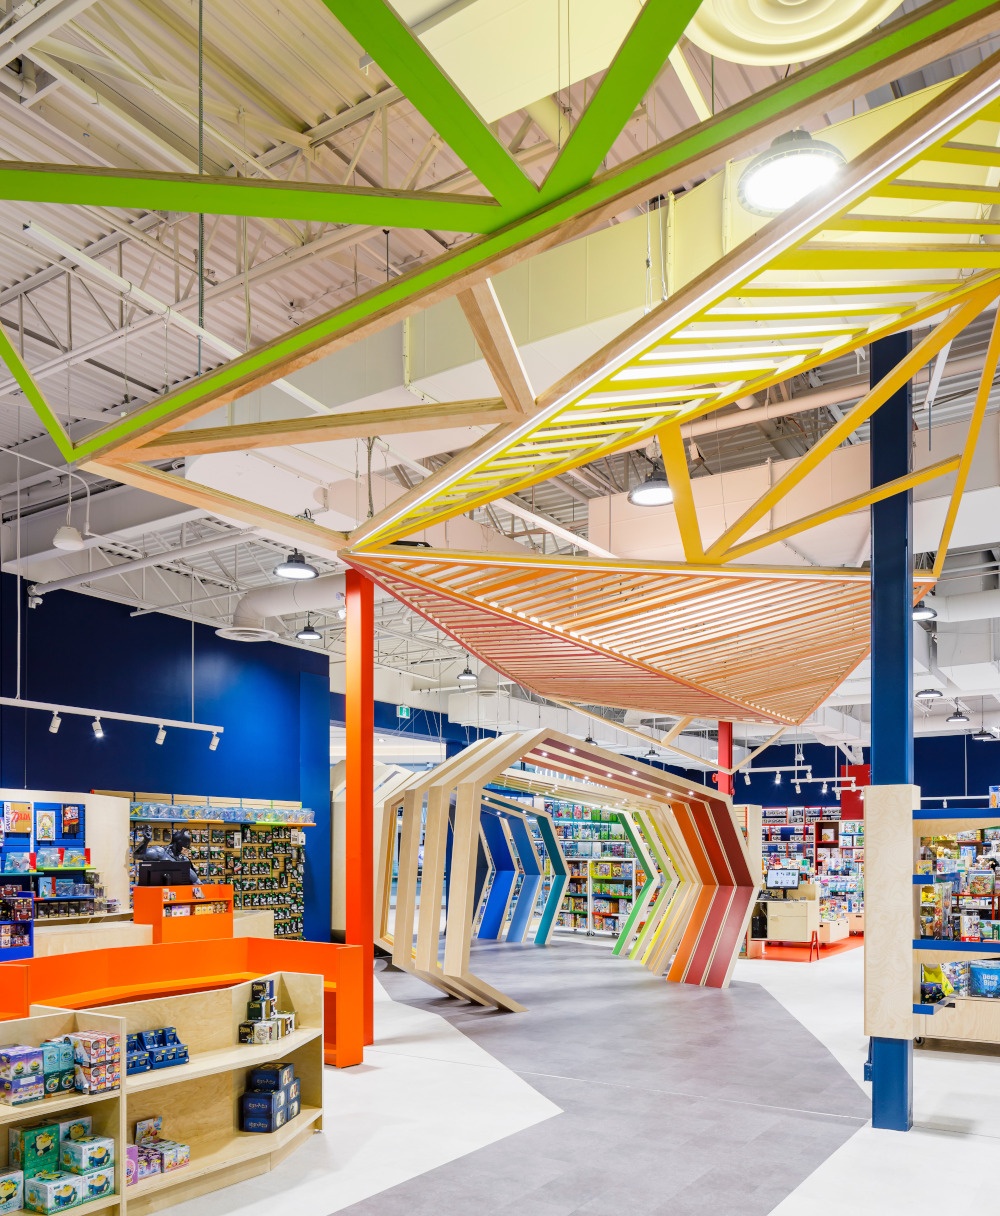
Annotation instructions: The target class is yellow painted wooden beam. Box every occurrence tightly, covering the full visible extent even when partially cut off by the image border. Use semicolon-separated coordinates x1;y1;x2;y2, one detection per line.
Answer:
702;284;999;561
658;423;705;563
717;455;962;563
932;307;1000;579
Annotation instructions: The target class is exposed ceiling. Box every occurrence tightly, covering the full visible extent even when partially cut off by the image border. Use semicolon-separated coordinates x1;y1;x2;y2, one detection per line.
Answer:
3;0;1000;759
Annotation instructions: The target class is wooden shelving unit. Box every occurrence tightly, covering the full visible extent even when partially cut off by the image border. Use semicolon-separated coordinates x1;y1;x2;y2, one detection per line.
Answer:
0;971;324;1216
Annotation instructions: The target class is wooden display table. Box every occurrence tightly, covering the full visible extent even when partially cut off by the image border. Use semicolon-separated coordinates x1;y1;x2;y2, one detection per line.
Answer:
0;937;363;1067
132;884;234;944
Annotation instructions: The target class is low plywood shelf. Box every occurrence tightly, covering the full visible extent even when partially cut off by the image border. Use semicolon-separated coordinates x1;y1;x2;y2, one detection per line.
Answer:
0;972;325;1216
8;1196;122;1216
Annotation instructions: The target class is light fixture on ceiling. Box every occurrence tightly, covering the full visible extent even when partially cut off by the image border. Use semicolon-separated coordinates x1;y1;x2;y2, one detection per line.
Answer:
947;708;970;725
743;769;751;785
794;747;804;764
92;718;104;739
53;524;86;552
737;130;847;216
645;746;656;757
627;463;673;508
586;734;596;745
457;657;478;686
48;712;61;734
296;616;322;643
821;780;829;795
774;771;781;785
913;600;937;621
916;688;944;700
794;782;801;795
155;725;166;745
337;606;347;620
274;550;318;580
209;733;220;751
973;725;996;741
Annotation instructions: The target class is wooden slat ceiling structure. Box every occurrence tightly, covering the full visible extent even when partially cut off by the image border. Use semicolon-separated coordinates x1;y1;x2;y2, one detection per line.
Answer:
9;5;1000;732
344;549;932;725
350;65;1000;548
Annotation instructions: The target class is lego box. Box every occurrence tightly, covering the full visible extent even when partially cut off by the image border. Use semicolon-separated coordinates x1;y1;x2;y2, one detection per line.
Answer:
60;1135;114;1174
23;1171;85;1214
9;1123;60;1174
0;1169;23;1216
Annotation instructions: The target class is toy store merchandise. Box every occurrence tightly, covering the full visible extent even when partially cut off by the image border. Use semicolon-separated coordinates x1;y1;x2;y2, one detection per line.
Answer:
125;1030;190;1077
125;1117;190;1185
1;1033;120;1106
7;1114;113;1214
238;978;297;1045
240;1062;303;1133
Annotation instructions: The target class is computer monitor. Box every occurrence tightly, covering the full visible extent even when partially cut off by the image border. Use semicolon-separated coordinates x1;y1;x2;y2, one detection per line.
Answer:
136;860;194;887
765;868;800;890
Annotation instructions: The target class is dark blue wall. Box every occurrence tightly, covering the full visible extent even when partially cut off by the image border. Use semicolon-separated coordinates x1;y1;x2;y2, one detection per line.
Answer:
0;574;333;939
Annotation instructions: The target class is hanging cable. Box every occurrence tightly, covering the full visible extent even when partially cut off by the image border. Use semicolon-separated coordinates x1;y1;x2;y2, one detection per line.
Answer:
383;229;390;282
365;437;376;518
197;0;205;374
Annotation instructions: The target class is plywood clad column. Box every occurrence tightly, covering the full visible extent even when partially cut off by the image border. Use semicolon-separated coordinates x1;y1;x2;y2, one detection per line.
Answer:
345;568;374;1045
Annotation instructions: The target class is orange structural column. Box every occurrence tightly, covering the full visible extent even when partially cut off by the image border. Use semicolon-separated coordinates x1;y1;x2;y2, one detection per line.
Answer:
717;721;734;797
345;568;374;1045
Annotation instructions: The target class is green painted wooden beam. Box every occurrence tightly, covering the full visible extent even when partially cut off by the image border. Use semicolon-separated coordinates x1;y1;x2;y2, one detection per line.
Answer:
541;0;704;201
320;0;538;212
63;0;1000;465
0;321;74;461
0;164;501;233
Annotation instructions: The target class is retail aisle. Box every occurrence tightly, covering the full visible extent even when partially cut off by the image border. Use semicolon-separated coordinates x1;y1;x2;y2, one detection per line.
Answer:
342;938;868;1215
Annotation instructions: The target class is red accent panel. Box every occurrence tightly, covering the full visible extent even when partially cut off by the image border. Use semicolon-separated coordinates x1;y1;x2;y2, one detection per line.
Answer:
705;884;757;987
840;763;870;820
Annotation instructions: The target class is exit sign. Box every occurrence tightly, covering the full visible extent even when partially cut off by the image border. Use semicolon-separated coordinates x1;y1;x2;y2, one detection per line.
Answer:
396;705;411;719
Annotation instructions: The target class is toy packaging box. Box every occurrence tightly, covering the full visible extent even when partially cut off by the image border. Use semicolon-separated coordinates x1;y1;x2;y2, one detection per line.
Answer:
969;870;996;896
2;1076;45;1106
0;1169;23;1215
60;1136;114;1174
239;1021;276;1044
57;1118;91;1145
241;1089;286;1118
134;1148;161;1182
9;1123;60;1174
67;1033;120;1067
247;1062;294;1093
79;1168;113;1200
124;1145;138;1187
23;1171;86;1214
970;959;1000;997
250;979;276;1002
0;1047;44;1084
135;1117;190;1173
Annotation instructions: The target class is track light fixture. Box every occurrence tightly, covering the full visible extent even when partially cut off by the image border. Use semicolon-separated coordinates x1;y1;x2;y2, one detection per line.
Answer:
794;782;801;795
155;725;166;745
337;606;347;620
209;733;220;751
743;769;751;785
296;616;322;642
913;600;937;621
48;713;61;734
92;718;104;739
821;780;829;795
774;771;781;785
273;550;318;580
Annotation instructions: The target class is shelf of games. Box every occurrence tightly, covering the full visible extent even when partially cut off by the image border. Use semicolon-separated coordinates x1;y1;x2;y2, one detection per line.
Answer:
543;801;648;937
129;799;313;939
1;799;120;960
761;806;865;929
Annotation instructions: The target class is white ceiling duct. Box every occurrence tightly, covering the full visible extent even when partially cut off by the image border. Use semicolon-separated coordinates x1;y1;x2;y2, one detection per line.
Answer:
217;572;347;642
927;591;1000;624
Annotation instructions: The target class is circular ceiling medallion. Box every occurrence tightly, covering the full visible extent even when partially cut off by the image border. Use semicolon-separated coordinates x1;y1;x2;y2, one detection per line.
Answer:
685;0;903;66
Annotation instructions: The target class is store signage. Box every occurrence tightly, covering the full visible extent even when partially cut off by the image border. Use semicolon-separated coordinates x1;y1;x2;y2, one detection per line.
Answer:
396;705;411;720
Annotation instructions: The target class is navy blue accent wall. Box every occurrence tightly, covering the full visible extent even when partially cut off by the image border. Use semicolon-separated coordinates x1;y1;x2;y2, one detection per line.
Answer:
0;574;333;939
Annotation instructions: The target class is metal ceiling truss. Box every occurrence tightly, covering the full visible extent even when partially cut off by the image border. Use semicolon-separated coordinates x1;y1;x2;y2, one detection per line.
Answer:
3;1;1000;729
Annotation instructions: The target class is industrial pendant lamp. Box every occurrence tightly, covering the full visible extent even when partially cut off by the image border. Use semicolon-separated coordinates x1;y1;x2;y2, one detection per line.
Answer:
916;687;944;700
296;616;322;642
627;464;673;507
973;704;996;741
947;707;969;725
457;656;478;686
737;130;846;216
913;600;937;621
274;550;318;580
53;524;86;552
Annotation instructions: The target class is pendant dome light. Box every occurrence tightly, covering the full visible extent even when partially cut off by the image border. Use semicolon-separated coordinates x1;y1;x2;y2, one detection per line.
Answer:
947;707;970;725
916;687;944;701
457;655;478;686
913;600;937;621
296;616;322;642
53;524;86;552
274;550;318;580
627;463;673;507
737;130;847;216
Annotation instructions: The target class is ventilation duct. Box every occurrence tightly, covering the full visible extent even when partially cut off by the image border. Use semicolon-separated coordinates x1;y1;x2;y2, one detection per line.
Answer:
217;572;347;643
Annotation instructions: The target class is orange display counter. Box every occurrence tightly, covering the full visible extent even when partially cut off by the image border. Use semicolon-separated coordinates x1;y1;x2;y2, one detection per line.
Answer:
132;883;235;943
0;936;363;1066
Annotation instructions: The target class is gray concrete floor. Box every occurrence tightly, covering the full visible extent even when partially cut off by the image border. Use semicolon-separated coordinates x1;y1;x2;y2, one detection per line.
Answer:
342;936;868;1215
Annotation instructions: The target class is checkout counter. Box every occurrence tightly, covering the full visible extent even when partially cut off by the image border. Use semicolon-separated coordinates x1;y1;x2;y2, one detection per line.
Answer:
750;868;851;953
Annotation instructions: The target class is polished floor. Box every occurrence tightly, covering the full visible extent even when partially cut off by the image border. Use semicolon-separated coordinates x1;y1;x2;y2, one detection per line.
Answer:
157;936;1000;1216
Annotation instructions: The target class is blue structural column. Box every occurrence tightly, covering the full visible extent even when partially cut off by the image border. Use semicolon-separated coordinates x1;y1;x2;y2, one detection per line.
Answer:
869;329;914;1132
300;671;333;943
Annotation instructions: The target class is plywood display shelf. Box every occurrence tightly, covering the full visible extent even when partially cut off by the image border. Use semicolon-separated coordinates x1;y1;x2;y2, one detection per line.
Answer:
128;1107;322;1200
9;1196;121;1216
127;1026;321;1093
0;972;326;1216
